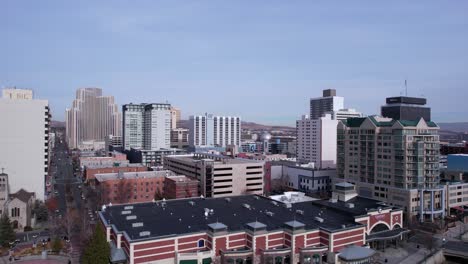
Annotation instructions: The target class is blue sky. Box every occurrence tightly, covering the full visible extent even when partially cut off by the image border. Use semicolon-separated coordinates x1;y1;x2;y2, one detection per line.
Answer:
1;1;467;125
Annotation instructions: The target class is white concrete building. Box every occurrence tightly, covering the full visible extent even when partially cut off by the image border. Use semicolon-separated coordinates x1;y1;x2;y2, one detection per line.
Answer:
189;114;241;148
297;90;361;168
331;108;363;121
65;88;121;149
122;104;145;150
296;114;338;168
123;103;171;151
0;89;50;200
270;162;335;193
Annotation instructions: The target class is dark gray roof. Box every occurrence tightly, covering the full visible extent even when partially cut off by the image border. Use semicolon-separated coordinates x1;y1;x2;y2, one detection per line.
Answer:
101;195;368;242
312;196;399;217
10;189;35;203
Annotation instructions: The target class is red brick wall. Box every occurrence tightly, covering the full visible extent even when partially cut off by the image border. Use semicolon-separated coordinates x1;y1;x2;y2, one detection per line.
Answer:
294;235;305;253
99;176;165;204
369;212;391;231
215;237;227;256
255;236;266;255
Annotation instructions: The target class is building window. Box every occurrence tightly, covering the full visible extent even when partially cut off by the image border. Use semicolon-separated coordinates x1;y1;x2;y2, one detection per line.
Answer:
198;239;205;248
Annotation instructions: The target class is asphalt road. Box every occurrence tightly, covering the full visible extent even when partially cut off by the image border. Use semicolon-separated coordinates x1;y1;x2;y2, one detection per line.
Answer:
50;138;82;216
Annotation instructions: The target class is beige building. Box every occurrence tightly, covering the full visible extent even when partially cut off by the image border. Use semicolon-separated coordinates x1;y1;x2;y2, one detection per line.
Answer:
7;189;35;230
170;128;189;149
2;88;33;100
66;88;121;149
337;116;443;222
170;107;181;129
164;153;264;198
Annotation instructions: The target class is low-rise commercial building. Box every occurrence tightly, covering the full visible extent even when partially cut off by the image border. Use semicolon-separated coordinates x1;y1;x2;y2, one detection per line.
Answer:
164;153;264;198
164;176;199;200
79;151;128;168
95;170;193;205
126;148;186;167
99;183;406;264
271;161;335;194
84;164;148;183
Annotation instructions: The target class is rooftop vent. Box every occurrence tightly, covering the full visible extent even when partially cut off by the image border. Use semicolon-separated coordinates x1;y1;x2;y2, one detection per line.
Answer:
296;210;304;215
342;224;346;229
126;215;137;220
345;203;355;209
188;201;195;206
283;203;292;208
121;210;131;215
243;204;251;210
225;197;231;203
254;196;260;200
330;198;338;203
266;211;274;217
124;206;134;210
139;231;151;237
132;222;144;228
314;217;324;223
271;201;279;206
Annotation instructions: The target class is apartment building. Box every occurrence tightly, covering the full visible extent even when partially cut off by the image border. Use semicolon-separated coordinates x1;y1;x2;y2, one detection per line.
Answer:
188;114;241;148
164;153;264;198
336;116;442;222
170;128;189;149
122;103;171;151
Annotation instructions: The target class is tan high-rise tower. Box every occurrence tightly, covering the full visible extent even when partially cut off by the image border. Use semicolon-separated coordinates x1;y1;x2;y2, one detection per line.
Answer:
65;88;121;149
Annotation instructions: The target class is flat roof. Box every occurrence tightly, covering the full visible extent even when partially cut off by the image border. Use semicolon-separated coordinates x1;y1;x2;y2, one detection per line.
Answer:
312;196;399;217
166;154;263;165
95;170;179;182
100;195;380;242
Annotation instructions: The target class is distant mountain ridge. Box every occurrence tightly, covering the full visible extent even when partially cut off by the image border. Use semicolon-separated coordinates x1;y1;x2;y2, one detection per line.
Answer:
438;122;468;133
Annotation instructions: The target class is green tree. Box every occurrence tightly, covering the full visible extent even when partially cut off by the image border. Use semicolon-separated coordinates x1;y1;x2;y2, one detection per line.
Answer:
82;224;110;264
0;214;16;247
51;237;62;253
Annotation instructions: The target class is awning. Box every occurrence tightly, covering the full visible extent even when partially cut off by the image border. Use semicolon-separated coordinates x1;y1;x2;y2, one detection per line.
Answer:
366;228;410;242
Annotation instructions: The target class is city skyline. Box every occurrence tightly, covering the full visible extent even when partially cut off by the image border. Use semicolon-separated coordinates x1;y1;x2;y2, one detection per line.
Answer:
2;1;468;125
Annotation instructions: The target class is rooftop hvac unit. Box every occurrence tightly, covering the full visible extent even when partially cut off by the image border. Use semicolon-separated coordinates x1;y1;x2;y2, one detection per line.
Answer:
266;211;274;217
296;210;304;215
314;217;324;223
132;222;144;228
121;210;131;215
345;203;355;209
126;215;137;220
243;204;251;210
124;206;134;210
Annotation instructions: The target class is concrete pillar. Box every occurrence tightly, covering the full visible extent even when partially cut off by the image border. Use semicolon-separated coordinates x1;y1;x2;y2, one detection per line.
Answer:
441;188;446;218
419;189;424;222
117;234;122;249
106;227;111;242
430;191;434;222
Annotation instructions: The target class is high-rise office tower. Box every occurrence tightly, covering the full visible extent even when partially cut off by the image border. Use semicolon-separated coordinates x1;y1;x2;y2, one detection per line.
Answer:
337;116;442;222
381;96;431;121
297;89;361;167
309;89;344;119
65;88;121;149
122;103;171;151
0;88;50;200
189;114;241;148
170;107;181;129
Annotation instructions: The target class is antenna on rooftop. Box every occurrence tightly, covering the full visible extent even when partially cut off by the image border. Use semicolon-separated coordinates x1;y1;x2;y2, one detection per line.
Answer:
405;79;408;96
